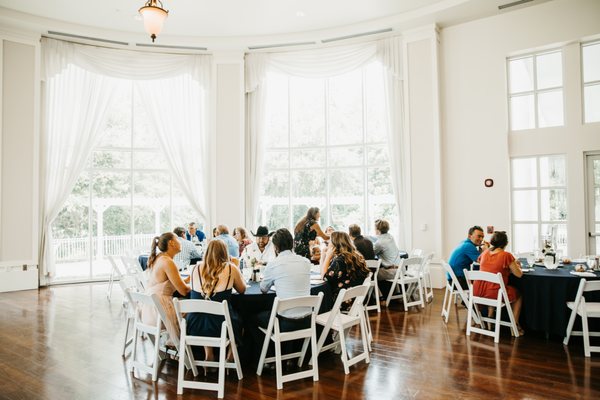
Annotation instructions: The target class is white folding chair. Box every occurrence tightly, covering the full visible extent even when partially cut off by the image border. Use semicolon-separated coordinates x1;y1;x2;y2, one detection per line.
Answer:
118;277;138;357
107;255;123;300
129;291;164;381
420;253;435;303
359;273;376;351
440;261;480;325
385;257;425;310
256;292;323;390
121;255;147;291
173;299;243;398
314;283;370;374
563;278;600;357
464;269;519;343
365;260;382;313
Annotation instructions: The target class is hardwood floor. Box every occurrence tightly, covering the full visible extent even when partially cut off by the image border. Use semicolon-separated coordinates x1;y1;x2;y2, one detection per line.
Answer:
1;283;599;399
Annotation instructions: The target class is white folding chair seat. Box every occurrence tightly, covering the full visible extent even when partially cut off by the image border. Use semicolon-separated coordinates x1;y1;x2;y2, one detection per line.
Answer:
121;255;148;291
420;253;435;303
440;261;480;325
129;291;165;381
385;257;425;310
257;292;324;390
314;283;370;374
173;298;243;398
563;279;600;357
365;260;382;313
464;269;519;343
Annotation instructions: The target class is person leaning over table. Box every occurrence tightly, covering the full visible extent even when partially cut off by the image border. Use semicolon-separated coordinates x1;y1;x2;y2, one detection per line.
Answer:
373;219;400;280
215;224;240;258
349;224;375;261
322;231;370;302
448;225;489;289
186;239;246;361
241;226;276;267
293;207;330;260
173;226;202;272
185;221;206;243
141;232;190;346
473;230;524;335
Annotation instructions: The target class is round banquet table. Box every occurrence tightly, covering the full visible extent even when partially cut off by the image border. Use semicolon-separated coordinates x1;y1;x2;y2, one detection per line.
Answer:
510;263;600;338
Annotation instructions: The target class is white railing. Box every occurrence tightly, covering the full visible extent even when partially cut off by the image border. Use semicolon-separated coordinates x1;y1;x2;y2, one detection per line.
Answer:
54;234;156;262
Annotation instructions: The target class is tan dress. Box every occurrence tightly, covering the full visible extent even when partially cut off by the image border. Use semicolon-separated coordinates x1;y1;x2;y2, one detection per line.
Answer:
142;271;180;346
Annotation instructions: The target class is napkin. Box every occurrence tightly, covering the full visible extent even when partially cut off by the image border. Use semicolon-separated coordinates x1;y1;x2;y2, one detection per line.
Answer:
570;271;597;277
521;268;534;273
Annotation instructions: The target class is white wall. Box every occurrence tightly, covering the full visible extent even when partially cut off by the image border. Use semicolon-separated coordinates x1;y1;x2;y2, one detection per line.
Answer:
440;0;600;259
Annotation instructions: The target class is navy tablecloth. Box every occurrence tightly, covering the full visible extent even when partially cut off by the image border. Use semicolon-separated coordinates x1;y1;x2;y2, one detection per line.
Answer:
510;264;600;338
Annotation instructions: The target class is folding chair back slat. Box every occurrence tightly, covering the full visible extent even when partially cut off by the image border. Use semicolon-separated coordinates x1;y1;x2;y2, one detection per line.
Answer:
564;278;600;357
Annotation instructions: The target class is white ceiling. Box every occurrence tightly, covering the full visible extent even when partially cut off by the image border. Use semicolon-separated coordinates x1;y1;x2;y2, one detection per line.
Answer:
0;0;551;49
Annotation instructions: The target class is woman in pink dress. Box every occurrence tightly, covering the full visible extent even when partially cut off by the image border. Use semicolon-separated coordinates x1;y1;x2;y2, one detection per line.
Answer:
473;231;524;335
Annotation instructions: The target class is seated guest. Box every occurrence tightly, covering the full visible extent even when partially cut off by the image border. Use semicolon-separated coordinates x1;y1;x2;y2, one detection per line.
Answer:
233;226;253;256
212;227;218;238
186;240;246;361
310;244;322;266
186;222;206;243
257;228;312;356
373;219;400;280
241;226;276;267
293;207;330;260
142;232;190;346
215;224;240;258
173;227;202;271
322;231;370;301
349;224;375;260
473;231;524;335
448;225;488;289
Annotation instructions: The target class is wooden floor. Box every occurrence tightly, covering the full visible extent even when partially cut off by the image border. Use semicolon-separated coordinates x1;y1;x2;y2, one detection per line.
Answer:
1;284;599;400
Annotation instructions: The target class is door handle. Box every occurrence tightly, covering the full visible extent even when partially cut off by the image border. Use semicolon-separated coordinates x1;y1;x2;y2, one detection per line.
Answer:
589;232;600;237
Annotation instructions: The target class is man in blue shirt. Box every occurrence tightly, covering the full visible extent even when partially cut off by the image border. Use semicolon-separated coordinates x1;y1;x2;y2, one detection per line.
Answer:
448;225;488;289
185;222;206;243
215;224;240;258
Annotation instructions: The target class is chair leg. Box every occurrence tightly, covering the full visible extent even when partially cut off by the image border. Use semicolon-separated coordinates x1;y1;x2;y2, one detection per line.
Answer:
218;342;226;398
177;335;186;395
494;306;502;344
563;308;578;345
298;337;310;367
582;313;591;357
152;332;161;381
466;302;473;336
360;314;371;364
375;282;381;313
122;317;131;357
311;328;319;382
400;282;409;311
256;327;271;376
441;286;450;322
385;280;395;307
338;328;350;375
274;335;284;390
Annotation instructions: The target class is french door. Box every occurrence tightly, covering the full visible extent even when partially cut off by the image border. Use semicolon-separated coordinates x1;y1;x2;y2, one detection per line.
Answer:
586;153;600;254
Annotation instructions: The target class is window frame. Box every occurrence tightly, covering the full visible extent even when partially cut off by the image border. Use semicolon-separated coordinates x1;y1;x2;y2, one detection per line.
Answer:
581;40;600;124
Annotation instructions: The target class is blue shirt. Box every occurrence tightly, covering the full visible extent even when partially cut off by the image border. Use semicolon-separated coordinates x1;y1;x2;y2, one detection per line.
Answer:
217;234;239;258
448;238;480;278
186;230;206;242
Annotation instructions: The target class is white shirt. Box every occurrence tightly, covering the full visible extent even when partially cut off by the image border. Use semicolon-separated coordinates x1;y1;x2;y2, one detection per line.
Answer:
241;241;276;266
260;250;312;318
173;237;202;271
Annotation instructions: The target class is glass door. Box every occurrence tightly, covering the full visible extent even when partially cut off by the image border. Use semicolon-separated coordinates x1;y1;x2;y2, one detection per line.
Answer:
586;154;600;254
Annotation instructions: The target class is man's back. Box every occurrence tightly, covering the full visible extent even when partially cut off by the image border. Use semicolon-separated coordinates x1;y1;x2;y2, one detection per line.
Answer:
448;239;479;278
173;237;201;271
354;235;375;260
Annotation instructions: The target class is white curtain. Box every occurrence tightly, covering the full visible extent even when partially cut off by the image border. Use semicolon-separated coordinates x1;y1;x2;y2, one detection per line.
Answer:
39;63;118;280
40;38;212;279
244;38;410;248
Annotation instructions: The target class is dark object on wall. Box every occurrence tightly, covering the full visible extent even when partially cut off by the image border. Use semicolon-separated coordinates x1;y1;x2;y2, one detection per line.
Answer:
484;178;494;188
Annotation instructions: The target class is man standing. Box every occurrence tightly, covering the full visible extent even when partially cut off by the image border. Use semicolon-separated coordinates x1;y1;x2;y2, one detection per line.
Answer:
349;224;375;260
241;226;276;267
186;222;206;243
215;224;240;258
173;227;202;271
448;225;488;289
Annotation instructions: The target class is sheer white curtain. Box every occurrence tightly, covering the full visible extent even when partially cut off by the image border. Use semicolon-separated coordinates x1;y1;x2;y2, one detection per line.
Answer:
245;38;410;247
40;64;118;280
40;38;212;280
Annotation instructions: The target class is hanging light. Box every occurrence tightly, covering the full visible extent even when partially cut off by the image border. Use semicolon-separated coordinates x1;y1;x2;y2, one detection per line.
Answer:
139;0;169;42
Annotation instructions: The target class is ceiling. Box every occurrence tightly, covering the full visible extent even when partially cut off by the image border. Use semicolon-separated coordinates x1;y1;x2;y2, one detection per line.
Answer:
0;0;551;49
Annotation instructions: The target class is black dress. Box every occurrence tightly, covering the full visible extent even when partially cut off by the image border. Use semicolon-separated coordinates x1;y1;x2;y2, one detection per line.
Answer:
185;265;242;352
323;255;369;301
294;220;317;259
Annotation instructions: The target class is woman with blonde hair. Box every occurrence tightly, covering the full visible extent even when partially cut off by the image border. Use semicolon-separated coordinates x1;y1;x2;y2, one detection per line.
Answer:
186;239;246;360
322;231;370;300
142;232;190;345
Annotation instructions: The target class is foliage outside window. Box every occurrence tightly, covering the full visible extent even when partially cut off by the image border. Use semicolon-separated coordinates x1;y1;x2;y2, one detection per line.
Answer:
51;82;198;282
511;155;567;255
259;62;399;237
582;41;600;123
508;50;564;130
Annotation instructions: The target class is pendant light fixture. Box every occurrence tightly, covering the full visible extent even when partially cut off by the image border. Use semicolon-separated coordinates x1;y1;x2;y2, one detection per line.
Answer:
139;0;169;42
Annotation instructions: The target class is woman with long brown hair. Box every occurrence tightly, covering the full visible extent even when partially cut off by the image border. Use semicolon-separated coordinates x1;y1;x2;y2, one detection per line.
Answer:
322;231;370;300
142;232;190;345
293;207;329;259
233;226;252;256
186;239;246;361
